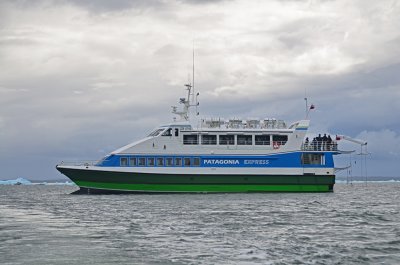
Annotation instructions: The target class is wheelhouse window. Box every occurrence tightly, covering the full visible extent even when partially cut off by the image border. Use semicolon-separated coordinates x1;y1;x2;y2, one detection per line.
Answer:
184;158;191;166
156;157;164;166
255;135;270;145
129;157;137;166
183;135;198;145
193;157;200;166
202;135;217;145
166;157;173;166
237;135;252;145
273;135;288;145
138;157;146;166
147;157;155;166
120;157;128;166
148;128;164;137
175;157;182;166
219;135;234;145
162;128;172;136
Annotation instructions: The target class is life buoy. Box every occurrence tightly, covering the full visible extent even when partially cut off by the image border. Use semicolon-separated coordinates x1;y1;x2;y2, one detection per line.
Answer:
273;141;280;149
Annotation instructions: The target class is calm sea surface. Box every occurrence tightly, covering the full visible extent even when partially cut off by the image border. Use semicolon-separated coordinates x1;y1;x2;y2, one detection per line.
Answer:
1;183;399;265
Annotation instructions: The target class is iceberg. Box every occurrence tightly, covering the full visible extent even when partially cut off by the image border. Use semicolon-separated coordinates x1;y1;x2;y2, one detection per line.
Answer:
0;177;32;185
0;178;75;186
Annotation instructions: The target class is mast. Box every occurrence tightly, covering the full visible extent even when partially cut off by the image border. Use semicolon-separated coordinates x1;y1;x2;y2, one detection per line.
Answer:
193;40;195;102
171;43;200;121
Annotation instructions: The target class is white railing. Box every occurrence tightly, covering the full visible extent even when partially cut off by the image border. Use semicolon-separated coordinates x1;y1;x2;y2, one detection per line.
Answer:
301;141;338;151
57;160;100;166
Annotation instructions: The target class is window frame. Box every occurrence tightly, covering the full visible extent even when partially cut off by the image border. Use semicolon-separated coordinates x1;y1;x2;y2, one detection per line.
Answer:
184;157;191;166
219;135;235;145
272;135;288;145
193;157;200;166
138;157;146;166
165;157;173;166
162;128;172;136
175;157;182;166
237;135;253;145
120;157;128;167
156;157;164;166
129;157;137;166
201;135;217;145
255;135;271;145
147;157;155;166
183;134;199;145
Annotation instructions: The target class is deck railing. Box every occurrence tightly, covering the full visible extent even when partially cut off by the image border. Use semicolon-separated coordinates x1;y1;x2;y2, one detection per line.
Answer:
57;160;100;166
301;141;338;151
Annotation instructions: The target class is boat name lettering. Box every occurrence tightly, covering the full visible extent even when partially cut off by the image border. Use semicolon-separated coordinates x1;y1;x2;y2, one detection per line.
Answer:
203;159;240;165
244;159;269;165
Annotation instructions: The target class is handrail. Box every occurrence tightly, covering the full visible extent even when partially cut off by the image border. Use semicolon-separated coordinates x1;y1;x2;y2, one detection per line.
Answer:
301;141;338;151
255;141;271;145
58;160;100;166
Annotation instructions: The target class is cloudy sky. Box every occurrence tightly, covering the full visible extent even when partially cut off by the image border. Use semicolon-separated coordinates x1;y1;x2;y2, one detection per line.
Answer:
1;0;399;180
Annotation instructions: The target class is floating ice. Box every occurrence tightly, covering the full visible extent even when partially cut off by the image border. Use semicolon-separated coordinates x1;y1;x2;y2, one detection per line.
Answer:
0;177;32;185
0;178;74;186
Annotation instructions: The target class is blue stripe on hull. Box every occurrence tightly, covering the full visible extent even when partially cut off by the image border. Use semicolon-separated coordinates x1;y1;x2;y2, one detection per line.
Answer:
98;151;334;168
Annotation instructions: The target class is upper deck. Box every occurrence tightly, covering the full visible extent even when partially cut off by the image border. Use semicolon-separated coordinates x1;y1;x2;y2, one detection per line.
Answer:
110;119;310;156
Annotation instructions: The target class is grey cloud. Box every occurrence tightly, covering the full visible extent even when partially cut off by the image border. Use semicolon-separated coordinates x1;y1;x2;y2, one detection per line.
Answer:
1;0;400;180
3;0;166;12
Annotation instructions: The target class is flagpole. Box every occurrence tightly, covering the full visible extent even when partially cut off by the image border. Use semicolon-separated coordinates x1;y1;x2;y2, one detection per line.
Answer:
304;97;308;119
304;87;308;119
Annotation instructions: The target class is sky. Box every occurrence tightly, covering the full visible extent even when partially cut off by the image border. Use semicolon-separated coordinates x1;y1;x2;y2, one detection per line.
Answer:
1;0;399;180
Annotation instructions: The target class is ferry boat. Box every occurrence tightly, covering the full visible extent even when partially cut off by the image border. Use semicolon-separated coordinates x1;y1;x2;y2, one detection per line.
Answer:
56;83;356;194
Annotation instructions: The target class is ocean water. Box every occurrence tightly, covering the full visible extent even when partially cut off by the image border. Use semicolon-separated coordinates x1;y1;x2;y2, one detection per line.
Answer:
1;183;399;265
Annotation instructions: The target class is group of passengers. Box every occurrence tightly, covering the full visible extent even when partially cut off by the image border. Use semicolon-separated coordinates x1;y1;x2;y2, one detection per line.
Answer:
304;134;337;151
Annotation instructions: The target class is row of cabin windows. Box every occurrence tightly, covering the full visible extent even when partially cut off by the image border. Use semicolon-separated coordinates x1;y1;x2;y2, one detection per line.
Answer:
120;157;201;167
183;134;288;145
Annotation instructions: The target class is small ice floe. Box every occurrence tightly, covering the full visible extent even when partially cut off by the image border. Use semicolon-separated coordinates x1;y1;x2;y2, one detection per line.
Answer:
0;178;75;186
0;177;32;185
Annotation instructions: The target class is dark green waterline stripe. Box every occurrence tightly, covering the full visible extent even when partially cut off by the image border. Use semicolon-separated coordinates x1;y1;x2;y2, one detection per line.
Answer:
74;181;331;192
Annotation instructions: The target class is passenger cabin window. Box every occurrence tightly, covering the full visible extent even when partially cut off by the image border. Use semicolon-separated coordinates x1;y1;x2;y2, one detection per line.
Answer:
193;157;200;166
129;157;137;166
202;135;217;145
120;157;128;166
138;157;146;166
156;157;164;166
166;157;173;166
162;128;172;136
237;135;252;145
184;158;191;166
255;135;270;145
272;135;288;145
219;135;234;145
175;128;179;137
175;157;182;166
183;135;198;145
147;157;155;166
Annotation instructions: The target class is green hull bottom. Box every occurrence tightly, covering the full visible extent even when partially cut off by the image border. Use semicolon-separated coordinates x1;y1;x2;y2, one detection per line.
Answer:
57;167;335;193
75;180;332;193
